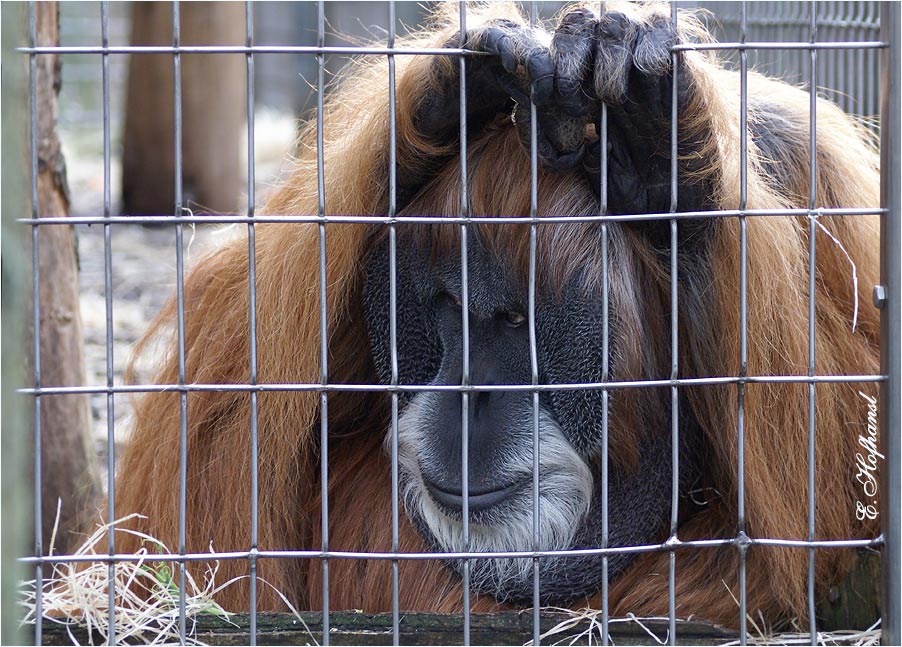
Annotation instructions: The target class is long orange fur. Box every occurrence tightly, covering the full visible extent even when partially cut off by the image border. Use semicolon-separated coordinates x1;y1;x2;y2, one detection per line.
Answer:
114;2;881;628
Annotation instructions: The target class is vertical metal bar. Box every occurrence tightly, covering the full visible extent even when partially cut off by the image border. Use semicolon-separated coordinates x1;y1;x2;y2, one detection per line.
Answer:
807;4;819;644
101;3;116;644
457;5;471;644
879;4;901;644
779;3;789;84
28;2;42;644
839;3;847;113
870;2;879;120
316;2;329;644
796;2;805;103
842;3;852;113
848;5;855;114
528;180;540;647
862;3;868;116
172;2;189;643
387;2;401;645
599;98;611;647
245;3;259;644
835;3;842;109
668;4;680;646
856;4;865;115
737;3;749;645
831;3;839;109
817;2;828;104
528;4;540;646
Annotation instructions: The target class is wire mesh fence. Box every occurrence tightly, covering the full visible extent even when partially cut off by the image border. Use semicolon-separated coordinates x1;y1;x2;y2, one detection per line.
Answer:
704;0;881;118
15;1;901;645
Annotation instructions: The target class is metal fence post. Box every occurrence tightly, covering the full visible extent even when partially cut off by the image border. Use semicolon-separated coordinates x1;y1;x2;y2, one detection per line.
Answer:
879;2;901;645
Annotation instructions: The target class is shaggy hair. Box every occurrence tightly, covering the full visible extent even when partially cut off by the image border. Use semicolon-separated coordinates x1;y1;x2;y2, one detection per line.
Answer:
114;1;880;627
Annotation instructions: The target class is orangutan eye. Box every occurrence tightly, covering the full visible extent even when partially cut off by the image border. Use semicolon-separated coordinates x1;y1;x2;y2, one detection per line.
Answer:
504;311;527;328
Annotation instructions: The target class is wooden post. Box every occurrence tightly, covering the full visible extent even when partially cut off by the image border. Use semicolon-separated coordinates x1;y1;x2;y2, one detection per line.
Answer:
41;611;738;646
32;1;101;555
121;2;246;216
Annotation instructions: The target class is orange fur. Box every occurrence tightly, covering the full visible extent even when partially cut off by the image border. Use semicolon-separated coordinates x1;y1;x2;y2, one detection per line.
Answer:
114;2;880;627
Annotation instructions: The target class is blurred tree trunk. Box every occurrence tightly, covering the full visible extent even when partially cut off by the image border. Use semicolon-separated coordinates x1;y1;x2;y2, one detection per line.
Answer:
2;2;30;642
32;1;101;555
122;2;246;215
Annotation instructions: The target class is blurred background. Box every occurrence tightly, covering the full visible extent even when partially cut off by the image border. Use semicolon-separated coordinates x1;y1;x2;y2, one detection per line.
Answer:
58;1;881;217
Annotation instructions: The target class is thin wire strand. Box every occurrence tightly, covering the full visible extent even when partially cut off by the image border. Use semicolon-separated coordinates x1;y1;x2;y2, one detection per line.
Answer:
526;4;542;645
599;100;610;647
245;3;259;644
668;4;680;644
807;3;819;643
17;40;887;55
101;2;116;643
387;2;400;644
28;2;42;643
18;372;886;398
20;534;884;567
19;44;488;55
316;2;329;643
20;205;886;227
598;6;610;644
171;2;188;641
738;3;749;644
458;5;471;644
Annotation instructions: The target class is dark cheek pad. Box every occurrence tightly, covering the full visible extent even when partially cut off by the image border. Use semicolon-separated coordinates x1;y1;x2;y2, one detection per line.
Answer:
365;236;611;459
535;288;609;459
362;236;443;407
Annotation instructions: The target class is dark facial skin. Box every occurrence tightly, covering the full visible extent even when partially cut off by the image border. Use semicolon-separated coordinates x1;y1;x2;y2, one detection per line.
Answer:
361;4;718;605
363;231;704;604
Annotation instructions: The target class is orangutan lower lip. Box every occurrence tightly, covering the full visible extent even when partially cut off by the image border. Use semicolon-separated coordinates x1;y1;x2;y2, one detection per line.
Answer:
424;480;522;513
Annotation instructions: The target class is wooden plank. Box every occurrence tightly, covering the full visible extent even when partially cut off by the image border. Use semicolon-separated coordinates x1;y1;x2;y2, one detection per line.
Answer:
819;549;881;631
41;611;737;646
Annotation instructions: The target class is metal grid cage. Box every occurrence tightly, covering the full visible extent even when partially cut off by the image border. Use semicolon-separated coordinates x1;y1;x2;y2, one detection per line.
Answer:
707;0;882;118
15;1;901;645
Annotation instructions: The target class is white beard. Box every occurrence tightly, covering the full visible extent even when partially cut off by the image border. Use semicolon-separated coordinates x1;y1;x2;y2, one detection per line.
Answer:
387;392;594;597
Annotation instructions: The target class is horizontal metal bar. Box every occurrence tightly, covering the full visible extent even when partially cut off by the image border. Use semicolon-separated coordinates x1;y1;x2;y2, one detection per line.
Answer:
17;373;886;397
717;17;878;31
18;44;486;56
673;40;887;52
16;207;887;227
18;545;733;566
18;42;888;56
18;536;883;567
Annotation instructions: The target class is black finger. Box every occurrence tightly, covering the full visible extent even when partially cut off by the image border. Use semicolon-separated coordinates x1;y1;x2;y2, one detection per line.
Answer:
493;66;530;105
525;47;555;105
518;115;584;171
607;139;647;214
544;143;586;171
478;24;520;73
540;108;587;154
632;13;675;77
584;121;648;212
594;11;638;104
514;104;587;171
551;8;597;98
